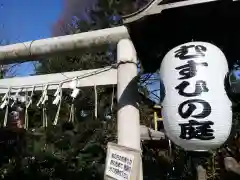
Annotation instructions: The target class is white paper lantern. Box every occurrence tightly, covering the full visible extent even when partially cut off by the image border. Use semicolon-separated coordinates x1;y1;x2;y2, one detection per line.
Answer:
160;42;232;151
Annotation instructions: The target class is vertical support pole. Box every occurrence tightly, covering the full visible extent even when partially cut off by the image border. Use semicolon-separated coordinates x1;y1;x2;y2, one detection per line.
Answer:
117;38;140;150
117;39;142;179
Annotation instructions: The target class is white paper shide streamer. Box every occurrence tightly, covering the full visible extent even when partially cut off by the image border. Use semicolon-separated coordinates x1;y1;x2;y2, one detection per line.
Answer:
160;42;232;151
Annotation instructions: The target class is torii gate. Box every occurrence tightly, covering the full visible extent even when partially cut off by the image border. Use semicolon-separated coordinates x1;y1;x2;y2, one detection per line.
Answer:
0;0;238;179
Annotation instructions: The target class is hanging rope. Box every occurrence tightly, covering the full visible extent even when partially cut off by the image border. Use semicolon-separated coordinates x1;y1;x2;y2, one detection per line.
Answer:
68;88;79;123
168;139;172;157
43;105;48;128
94;85;98;120
11;88;22;108
53;86;63;125
3;88;11;127
0;65;118;127
42;91;48;128
0;64;119;127
37;85;48;128
110;85;115;113
68;101;75;123
24;86;35;129
24;89;29;130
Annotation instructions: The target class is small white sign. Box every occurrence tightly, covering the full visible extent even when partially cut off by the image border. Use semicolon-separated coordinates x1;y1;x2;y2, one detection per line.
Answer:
105;148;134;180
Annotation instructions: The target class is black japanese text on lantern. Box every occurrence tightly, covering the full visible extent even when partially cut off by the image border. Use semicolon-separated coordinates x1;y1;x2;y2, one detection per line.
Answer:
174;45;215;140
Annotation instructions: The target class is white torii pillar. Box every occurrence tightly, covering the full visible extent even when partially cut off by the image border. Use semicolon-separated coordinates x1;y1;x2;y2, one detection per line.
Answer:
117;39;142;180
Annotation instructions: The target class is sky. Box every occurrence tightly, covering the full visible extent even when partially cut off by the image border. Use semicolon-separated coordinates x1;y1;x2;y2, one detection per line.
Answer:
0;0;64;76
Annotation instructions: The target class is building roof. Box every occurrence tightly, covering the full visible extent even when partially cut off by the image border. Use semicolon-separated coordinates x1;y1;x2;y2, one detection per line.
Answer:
124;0;240;73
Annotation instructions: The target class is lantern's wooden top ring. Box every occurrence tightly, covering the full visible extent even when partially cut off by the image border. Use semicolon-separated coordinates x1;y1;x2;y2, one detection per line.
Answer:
123;0;240;73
